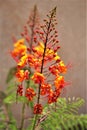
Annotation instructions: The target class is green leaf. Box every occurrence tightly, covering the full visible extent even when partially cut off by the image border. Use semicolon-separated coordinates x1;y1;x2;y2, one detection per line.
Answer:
41;97;87;130
0;91;7;106
8;124;17;130
29;101;34;108
0;123;5;129
3;93;16;104
6;66;17;83
17;95;27;103
26;117;35;130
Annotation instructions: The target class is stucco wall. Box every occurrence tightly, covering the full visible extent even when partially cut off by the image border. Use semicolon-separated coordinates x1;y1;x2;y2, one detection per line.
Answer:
0;0;86;118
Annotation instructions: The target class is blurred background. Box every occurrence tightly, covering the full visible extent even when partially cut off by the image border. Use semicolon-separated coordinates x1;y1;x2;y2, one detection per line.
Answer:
0;0;86;120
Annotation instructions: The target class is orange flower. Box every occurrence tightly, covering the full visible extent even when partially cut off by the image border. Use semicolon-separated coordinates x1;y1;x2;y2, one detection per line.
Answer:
49;65;60;76
58;61;67;73
33;42;44;55
48;89;60;104
16;69;29;82
33;104;43;114
48;89;58;104
18;54;28;68
25;88;36;101
11;39;27;61
28;54;41;70
17;84;23;96
54;76;65;89
53;53;60;62
31;72;45;84
33;42;60;62
40;83;51;95
16;70;25;82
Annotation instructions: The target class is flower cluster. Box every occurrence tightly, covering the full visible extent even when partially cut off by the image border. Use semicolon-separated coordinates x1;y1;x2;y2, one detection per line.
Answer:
11;7;68;114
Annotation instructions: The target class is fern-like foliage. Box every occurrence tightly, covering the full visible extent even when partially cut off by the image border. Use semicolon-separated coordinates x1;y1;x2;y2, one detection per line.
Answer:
0;91;17;130
40;97;87;130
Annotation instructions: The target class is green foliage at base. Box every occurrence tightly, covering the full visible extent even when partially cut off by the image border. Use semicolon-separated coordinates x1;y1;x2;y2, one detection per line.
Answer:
0;89;87;130
41;98;87;130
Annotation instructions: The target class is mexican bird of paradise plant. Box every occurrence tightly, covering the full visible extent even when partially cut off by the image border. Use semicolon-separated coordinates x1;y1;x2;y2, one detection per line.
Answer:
10;6;69;130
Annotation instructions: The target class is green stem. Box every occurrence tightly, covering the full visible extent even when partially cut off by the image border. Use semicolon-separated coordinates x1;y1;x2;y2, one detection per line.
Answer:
37;10;53;105
20;103;25;130
55;102;57;112
19;75;30;130
32;115;38;130
32;7;56;130
19;6;37;129
32;11;52;130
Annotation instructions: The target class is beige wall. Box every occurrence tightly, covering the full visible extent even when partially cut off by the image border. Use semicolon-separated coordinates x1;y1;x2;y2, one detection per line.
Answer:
0;0;86;115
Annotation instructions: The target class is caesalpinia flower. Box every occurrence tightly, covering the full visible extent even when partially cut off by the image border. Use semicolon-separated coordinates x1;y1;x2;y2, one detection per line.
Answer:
11;7;69;116
54;76;65;89
31;72;45;84
11;39;27;62
49;61;67;75
18;54;28;68
34;104;43;114
17;84;23;96
40;83;51;95
58;61;67;73
33;42;61;63
48;89;60;104
16;69;29;82
49;65;60;76
28;54;41;70
25;88;36;101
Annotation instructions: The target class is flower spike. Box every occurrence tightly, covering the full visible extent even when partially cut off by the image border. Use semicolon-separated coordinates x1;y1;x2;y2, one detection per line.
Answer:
11;7;68;116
